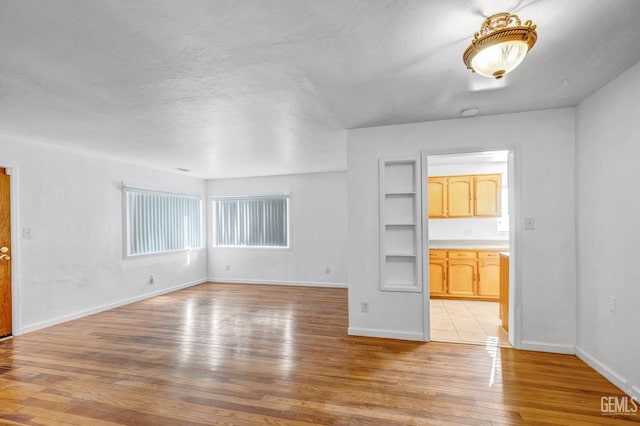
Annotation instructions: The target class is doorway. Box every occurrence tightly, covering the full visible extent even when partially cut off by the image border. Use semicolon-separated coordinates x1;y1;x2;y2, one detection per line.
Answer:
0;167;12;338
424;150;514;347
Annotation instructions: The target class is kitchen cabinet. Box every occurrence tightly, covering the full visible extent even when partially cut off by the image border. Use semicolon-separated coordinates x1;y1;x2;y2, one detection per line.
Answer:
448;259;476;297
477;259;500;298
427;173;502;218
427;177;447;218
448;176;474;217
428;253;448;296
429;249;502;301
474;174;501;217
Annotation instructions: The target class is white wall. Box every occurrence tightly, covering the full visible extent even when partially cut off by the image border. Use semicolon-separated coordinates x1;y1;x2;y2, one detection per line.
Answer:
0;138;207;334
576;59;640;399
207;171;348;287
348;109;576;350
428;160;508;241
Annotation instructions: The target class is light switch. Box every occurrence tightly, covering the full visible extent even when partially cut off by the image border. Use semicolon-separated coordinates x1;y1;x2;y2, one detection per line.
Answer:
524;217;535;230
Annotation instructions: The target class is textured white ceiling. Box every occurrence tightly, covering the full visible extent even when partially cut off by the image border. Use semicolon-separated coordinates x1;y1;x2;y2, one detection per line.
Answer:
2;0;640;178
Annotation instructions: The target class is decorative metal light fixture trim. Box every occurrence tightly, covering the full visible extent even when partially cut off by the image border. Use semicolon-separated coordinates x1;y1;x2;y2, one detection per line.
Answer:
463;12;537;79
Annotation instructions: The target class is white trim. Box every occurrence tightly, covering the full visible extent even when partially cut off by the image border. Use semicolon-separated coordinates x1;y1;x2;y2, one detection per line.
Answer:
576;346;639;399
207;277;347;288
120;181;204;199
519;340;575;354
420;153;430;342
421;146;521;349
348;327;424;341
17;278;207;335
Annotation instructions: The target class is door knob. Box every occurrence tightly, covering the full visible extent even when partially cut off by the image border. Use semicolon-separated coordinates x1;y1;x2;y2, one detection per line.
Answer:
0;254;9;261
0;247;8;253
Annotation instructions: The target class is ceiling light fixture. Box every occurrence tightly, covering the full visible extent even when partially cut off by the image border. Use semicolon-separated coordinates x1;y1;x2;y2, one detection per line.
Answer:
463;12;537;79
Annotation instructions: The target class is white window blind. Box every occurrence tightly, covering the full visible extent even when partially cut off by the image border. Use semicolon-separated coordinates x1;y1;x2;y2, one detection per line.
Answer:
213;195;289;248
124;187;202;257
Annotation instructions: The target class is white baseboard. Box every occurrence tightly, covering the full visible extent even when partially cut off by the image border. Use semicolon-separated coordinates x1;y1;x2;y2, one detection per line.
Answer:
348;327;425;342
519;340;575;354
207;277;347;288
17;278;207;335
576;346;639;400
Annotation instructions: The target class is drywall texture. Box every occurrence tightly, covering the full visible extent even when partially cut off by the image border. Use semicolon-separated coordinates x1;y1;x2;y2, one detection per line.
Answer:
207;172;348;287
576;59;640;398
0;138;207;334
348;109;576;348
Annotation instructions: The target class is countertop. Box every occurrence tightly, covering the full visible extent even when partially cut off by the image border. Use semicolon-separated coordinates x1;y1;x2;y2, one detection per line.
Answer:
429;239;510;250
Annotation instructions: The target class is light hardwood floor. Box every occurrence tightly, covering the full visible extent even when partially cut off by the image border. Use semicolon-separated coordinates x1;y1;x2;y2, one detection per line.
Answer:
0;283;637;425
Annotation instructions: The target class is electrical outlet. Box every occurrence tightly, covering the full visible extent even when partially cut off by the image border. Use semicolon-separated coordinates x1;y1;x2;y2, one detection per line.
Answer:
360;302;369;313
149;275;155;284
22;227;33;239
524;217;536;230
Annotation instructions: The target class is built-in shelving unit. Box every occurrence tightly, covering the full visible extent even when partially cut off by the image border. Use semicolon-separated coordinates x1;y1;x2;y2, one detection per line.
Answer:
379;157;422;292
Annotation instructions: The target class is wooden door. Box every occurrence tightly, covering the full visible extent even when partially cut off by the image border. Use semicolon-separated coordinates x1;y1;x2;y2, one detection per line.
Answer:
0;168;12;337
427;177;447;218
448;261;476;297
474;174;501;217
428;259;447;296
447;176;473;217
477;260;500;299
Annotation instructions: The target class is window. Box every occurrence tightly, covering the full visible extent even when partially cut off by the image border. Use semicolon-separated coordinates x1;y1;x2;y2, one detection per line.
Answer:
124;187;202;257
213;195;289;248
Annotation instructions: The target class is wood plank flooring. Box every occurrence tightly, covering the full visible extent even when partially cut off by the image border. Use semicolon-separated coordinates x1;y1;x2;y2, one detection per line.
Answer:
0;283;637;425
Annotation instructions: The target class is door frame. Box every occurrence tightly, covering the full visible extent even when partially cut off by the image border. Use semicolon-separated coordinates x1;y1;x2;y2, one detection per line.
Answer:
420;146;522;349
0;163;20;336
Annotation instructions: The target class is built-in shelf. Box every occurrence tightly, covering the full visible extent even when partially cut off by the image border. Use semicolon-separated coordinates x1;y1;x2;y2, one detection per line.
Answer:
379;157;422;293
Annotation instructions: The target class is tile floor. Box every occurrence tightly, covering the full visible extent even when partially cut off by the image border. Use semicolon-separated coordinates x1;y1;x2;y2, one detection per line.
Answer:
430;299;510;347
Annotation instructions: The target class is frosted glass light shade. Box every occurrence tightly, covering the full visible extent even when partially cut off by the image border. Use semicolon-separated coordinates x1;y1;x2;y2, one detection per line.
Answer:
470;40;529;79
462;13;537;79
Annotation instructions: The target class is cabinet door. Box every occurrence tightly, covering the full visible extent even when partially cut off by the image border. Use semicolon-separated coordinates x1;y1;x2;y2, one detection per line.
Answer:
448;176;473;217
474;174;501;217
429;259;447;296
477;260;500;299
448;261;476;297
427;177;448;218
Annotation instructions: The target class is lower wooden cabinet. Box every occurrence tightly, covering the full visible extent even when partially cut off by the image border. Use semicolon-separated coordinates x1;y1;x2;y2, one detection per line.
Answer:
428;259;448;296
429;249;503;300
448;260;476;297
477;260;500;298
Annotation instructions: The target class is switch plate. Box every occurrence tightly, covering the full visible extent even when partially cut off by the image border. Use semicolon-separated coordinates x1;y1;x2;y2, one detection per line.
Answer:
609;296;616;313
524;217;536;230
360;302;369;313
22;227;33;239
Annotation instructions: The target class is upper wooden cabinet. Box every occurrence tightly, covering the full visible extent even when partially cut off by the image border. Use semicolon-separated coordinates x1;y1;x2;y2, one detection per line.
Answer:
427;177;448;218
448;176;474;217
474;174;501;217
427;173;502;218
